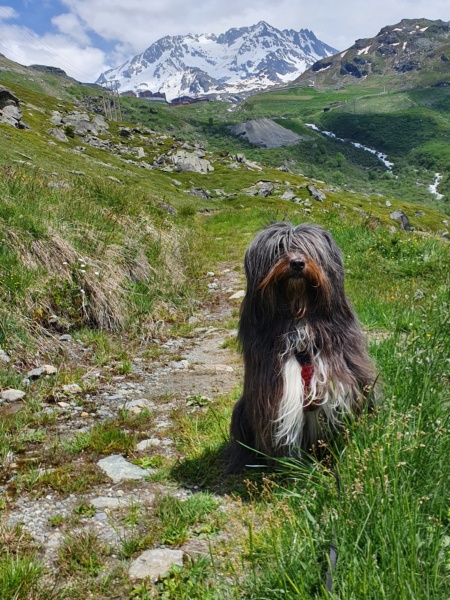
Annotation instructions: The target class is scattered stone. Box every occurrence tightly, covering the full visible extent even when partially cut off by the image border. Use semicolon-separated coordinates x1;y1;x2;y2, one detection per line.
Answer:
170;150;214;174
157;202;178;216
50;111;63;126
0;348;11;363
414;289;425;300
390;209;412;230
91;496;125;510
62;112;92;135
229;290;245;300
120;398;154;414
1;389;26;403
45;531;63;550
0;86;26;128
203;364;234;372
97;455;155;483
257;182;275;197
386;200;392;207
188;316;200;325
136;438;162;451
58;334;73;342
189;187;210;199
92;115;109;131
62;383;82;395
415;211;425;217
280;189;297;201
307;185;326;202
170;360;190;370
128;548;184;581
171;179;182;186
27;365;57;379
48;128;68;142
57;401;70;408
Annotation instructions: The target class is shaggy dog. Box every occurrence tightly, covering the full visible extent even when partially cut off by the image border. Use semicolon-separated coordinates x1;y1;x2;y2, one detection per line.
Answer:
227;222;376;473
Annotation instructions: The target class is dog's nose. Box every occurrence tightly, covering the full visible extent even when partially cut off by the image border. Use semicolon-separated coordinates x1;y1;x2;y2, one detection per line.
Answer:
290;259;305;271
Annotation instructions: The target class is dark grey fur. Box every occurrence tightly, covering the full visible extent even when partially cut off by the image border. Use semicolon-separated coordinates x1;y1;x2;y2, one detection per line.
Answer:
227;222;376;473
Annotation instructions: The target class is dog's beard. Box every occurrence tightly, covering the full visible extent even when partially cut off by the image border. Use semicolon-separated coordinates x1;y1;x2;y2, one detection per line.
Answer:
285;277;307;319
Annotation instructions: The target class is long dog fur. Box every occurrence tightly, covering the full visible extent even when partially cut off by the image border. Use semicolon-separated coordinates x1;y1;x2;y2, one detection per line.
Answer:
227;222;376;473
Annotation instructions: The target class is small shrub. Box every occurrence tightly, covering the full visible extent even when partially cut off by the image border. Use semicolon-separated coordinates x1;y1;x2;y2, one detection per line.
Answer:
63;125;75;138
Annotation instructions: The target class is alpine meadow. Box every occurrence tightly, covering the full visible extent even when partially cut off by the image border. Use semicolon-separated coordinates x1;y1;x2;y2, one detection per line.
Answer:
0;16;449;600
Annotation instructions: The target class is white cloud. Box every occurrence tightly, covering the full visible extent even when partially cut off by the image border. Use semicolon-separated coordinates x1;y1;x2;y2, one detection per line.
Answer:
58;0;450;53
0;20;109;81
51;12;91;46
1;0;449;82
0;5;19;21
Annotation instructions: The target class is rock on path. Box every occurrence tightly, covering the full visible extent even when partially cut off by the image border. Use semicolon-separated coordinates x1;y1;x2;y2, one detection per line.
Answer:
128;548;184;581
97;455;155;483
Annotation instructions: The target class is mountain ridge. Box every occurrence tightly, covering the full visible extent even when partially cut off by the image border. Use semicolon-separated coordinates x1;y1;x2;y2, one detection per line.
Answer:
295;18;450;88
97;20;338;100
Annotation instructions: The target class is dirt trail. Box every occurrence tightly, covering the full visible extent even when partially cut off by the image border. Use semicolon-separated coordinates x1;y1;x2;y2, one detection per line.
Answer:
5;264;245;570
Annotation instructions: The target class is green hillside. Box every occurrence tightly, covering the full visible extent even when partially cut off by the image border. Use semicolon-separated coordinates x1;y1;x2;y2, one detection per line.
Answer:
0;58;449;599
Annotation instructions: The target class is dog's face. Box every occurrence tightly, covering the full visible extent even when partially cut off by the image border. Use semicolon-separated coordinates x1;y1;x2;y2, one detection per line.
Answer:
244;222;345;317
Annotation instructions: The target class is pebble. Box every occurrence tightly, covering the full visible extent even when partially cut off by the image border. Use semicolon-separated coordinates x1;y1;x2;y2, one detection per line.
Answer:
229;290;245;300
108;394;125;401
170;360;189;370
97;455;155;483
120;399;154;413
128;548;184;581
1;389;26;402
0;348;11;363
91;496;125;510
58;334;73;342
62;383;82;394
27;365;57;379
136;438;161;451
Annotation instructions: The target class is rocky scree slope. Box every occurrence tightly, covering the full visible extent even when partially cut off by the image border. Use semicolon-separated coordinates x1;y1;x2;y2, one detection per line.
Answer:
296;18;450;87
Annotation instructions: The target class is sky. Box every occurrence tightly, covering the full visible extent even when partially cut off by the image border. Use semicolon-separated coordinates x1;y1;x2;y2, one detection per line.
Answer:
0;0;449;82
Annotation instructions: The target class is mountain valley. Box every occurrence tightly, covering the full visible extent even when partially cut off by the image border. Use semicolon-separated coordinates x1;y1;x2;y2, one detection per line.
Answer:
0;17;449;597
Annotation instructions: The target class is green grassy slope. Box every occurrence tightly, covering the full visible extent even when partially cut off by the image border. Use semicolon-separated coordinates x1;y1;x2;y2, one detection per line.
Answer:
0;60;449;599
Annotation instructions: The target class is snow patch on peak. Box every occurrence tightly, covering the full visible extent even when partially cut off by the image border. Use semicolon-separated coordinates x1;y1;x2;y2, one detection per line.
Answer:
97;22;338;100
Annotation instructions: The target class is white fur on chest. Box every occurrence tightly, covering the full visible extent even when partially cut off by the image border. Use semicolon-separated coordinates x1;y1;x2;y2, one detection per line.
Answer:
273;327;353;452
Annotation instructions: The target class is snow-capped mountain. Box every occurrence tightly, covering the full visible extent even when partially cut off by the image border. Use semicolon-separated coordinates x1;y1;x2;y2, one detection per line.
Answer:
96;21;338;100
